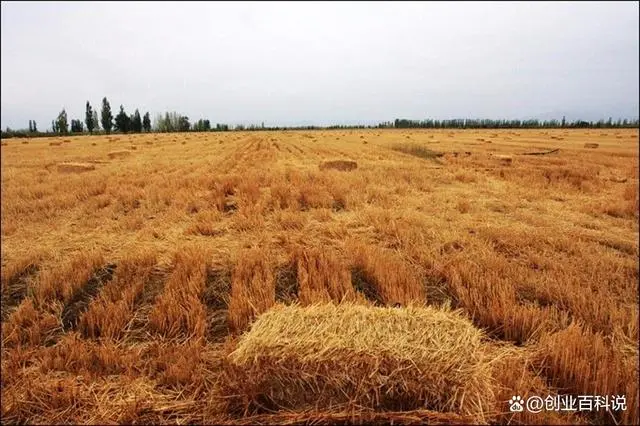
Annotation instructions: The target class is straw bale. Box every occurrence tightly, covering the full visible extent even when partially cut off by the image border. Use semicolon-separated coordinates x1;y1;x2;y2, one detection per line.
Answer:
108;150;132;159
494;155;513;164
319;160;358;171
225;408;479;425
584;143;599;149
222;303;497;423
57;162;96;173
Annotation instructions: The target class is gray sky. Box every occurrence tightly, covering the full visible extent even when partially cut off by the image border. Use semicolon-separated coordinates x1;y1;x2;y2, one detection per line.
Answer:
1;1;638;130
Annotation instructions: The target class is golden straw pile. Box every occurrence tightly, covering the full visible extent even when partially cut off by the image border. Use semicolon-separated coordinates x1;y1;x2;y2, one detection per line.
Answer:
220;302;502;424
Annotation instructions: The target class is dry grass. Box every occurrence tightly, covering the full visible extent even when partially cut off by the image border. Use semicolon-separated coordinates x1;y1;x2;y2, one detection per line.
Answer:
79;249;157;340
292;246;357;305
1;129;638;424
227;249;275;333
1;251;43;321
536;323;638;424
349;242;425;306
148;245;209;339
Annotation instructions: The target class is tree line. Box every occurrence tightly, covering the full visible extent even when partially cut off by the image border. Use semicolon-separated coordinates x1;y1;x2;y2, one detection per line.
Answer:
387;117;640;129
2;97;639;139
2;96;239;138
48;98;153;135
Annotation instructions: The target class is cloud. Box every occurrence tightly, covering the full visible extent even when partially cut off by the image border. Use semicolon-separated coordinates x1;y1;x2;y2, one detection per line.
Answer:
1;1;638;129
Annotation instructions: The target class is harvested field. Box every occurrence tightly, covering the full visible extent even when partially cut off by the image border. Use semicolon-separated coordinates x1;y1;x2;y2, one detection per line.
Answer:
1;129;638;425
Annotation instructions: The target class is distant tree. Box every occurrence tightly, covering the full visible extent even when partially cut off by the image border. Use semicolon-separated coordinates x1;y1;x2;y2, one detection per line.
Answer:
114;105;131;133
179;115;190;132
52;120;58;133
131;109;142;133
32;120;37;133
56;109;69;134
142;112;151;132
28;120;33;133
161;112;175;132
85;101;95;134
93;110;100;131
154;111;187;132
101;97;113;134
193;119;211;132
70;119;84;133
171;112;180;131
164;112;173;132
154;113;164;132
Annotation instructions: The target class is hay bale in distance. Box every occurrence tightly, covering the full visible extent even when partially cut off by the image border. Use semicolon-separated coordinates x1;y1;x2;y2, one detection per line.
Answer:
319;160;358;171
57;162;96;173
495;155;513;164
610;176;628;183
107;150;131;159
49;141;62;146
222;303;497;423
584;143;599;149
392;143;444;160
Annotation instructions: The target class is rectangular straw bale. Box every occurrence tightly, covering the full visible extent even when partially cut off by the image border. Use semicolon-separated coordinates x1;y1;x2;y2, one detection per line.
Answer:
222;303;497;423
57;162;96;173
319;160;358;171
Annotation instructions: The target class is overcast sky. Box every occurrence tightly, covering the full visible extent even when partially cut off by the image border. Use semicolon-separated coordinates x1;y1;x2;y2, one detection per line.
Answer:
1;1;638;130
